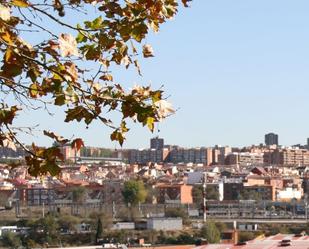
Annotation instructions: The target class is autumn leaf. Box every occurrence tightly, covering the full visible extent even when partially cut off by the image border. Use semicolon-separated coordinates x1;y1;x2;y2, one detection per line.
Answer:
29;83;39;98
71;138;84;151
181;0;192;7
0;4;10;21
2;137;16;151
43;130;69;145
121;55;130;68
155;100;175;120
110;130;125;146
146;117;155;131
59;33;79;57
143;44;154;58
100;74;113;81
64;62;78;82
11;0;29;7
134;60;142;76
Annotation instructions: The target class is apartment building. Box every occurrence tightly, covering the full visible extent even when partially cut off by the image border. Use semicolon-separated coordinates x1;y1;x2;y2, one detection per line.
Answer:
59;144;80;161
150;137;164;150
0;146;25;158
225;152;264;165
265;133;279;146
16;188;56;206
169;147;213;165
128;148;168;164
265;148;309;166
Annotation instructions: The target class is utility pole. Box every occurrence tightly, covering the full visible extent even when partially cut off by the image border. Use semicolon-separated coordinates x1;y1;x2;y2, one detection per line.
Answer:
112;201;116;220
305;194;308;223
203;171;207;223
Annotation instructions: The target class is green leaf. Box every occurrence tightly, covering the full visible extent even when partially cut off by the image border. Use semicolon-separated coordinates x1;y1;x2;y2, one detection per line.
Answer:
76;32;87;43
91;16;103;29
43;161;61;176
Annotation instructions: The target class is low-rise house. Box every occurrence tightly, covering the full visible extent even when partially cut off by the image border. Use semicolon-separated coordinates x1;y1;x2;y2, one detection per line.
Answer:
112;222;135;230
242;185;275;201
156;183;193;204
206;182;224;201
276;187;303;201
102;180;124;204
223;181;243;200
147;217;182;230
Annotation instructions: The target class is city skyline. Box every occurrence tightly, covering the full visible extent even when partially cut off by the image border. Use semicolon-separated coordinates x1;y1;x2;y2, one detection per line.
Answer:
20;132;309;150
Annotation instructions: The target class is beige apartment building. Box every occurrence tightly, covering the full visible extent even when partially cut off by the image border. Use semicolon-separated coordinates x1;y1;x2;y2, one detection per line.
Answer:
225;152;264;165
264;148;309;166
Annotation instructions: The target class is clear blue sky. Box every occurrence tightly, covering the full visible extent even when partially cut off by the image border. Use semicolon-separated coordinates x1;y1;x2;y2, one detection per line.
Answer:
15;0;309;149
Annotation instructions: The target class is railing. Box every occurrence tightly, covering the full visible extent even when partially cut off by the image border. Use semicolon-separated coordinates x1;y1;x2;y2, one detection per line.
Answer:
8;200;309;221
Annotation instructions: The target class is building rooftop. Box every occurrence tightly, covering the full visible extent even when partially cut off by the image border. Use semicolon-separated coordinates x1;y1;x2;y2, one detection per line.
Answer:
195;234;309;249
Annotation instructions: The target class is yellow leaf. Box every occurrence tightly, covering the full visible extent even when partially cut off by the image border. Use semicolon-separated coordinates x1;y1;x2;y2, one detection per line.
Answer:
4;48;13;62
12;0;29;7
1;31;13;44
29;83;38;98
146;117;155;131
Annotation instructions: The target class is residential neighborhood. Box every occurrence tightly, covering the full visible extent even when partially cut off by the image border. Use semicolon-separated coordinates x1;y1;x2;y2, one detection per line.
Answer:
1;135;309;248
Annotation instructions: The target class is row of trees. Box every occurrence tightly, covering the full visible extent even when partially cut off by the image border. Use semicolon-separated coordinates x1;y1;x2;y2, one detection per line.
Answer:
70;180;147;206
0;212;112;248
0;213;230;248
4;215;306;248
73;181;220;207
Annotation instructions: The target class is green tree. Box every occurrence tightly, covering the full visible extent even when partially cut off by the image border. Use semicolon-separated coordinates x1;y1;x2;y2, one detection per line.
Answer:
215;222;227;232
192;185;219;205
89;211;112;231
240;189;262;201
165;207;190;225
207;186;219;200
1;231;22;249
145;184;158;204
192;185;204;205
122;180;147;206
0;0;190;176
200;221;221;244
31;215;59;245
238;231;256;243
58;214;80;233
72;186;87;204
95;217;103;244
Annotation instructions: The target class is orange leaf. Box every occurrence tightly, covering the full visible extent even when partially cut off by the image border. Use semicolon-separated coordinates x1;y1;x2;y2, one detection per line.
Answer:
71;138;84;151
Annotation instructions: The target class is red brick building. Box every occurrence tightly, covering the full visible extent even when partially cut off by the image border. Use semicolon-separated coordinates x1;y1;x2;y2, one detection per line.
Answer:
156;183;193;204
